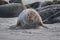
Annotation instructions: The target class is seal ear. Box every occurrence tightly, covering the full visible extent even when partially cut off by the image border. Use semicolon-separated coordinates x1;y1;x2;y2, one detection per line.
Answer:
38;23;48;29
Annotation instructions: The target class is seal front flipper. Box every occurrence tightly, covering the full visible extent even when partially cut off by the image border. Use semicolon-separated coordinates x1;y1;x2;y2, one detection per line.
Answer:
9;25;17;29
9;22;21;30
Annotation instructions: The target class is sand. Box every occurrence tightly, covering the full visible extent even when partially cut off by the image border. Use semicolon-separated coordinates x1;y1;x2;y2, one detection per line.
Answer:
0;17;60;40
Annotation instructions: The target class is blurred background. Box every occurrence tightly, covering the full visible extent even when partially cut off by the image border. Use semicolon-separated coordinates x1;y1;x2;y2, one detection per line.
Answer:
21;0;53;5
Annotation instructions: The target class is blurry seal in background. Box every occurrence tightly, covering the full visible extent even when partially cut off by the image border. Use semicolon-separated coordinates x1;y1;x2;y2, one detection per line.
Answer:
26;2;40;9
0;3;24;18
0;0;9;5
9;0;22;3
9;0;40;9
37;4;60;24
10;8;48;29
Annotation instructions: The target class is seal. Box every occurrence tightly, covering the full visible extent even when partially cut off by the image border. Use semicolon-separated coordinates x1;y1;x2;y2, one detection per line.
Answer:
26;2;40;9
0;3;24;18
9;0;22;3
0;0;8;5
9;0;48;29
10;8;48;29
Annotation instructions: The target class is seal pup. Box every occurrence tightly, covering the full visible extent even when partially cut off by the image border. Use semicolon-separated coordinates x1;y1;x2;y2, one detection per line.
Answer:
10;9;48;29
10;0;48;29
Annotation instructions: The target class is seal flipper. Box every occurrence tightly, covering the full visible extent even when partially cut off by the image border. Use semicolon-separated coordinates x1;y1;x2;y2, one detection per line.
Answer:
9;25;17;29
9;21;21;29
39;22;48;29
41;25;48;29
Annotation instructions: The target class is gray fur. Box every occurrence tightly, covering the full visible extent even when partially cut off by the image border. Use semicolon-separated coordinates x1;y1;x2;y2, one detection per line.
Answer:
0;3;24;17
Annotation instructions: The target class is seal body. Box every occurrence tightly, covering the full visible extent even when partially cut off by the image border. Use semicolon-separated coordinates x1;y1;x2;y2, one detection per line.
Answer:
11;8;48;29
0;3;24;18
9;0;22;3
0;0;8;5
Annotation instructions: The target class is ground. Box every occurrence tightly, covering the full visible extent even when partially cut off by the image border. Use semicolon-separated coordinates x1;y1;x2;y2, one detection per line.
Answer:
0;17;60;40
